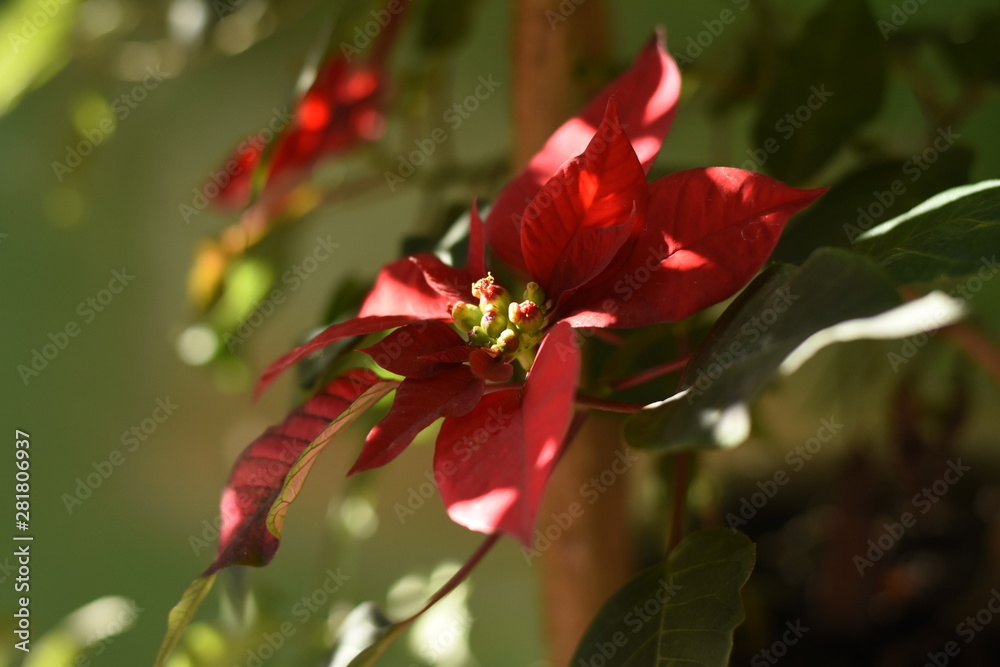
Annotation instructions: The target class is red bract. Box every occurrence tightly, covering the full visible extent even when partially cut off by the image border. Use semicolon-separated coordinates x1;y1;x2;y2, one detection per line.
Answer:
226;31;825;553
208;5;406;216
205;369;386;575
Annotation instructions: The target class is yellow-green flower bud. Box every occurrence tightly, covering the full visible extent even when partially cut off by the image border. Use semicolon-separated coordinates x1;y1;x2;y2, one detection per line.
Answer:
522;282;546;306
451;301;482;332
481;304;507;338
495;328;519;354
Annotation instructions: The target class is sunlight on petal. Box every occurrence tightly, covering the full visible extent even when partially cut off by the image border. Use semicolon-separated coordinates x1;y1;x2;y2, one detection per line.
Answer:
447;488;518;533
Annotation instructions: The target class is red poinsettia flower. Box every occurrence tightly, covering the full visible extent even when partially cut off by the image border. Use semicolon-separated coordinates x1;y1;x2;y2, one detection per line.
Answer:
208;8;404;216
205;31;826;575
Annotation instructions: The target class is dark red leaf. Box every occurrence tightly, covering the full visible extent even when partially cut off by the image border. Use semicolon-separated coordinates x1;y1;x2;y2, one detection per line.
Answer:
255;315;424;398
360;321;466;378
205;369;381;575
349;366;485;474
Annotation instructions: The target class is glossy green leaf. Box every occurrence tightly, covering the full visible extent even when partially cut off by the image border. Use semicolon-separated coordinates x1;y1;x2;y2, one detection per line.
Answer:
854;180;1000;285
152;574;217;667
753;0;886;182
624;249;970;452
773;150;974;263
570;529;755;667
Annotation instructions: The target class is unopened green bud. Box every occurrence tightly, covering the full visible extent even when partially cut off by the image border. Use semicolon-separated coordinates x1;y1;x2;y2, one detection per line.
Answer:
523;282;546;306
481;304;507;338
495;329;519;354
468;326;491;346
451;301;482;332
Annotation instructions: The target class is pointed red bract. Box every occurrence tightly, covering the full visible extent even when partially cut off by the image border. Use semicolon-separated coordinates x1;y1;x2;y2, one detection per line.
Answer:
486;31;681;271
559;168;828;329
255;315;423;397
360;321;466;378
435;323;580;543
206;369;379;575
357;256;460;320
521;102;647;297
349;366;484;474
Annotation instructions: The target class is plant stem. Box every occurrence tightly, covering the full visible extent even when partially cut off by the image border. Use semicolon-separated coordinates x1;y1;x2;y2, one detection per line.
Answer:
575;395;646;413
944;322;1000;388
612;356;691;392
399;532;501;626
666;452;689;555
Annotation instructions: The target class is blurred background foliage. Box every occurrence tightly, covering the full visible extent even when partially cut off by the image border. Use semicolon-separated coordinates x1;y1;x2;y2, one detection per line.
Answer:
1;0;1000;665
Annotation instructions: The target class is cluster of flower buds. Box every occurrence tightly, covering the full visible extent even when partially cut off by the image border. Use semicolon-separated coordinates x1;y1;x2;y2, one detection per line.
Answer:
450;274;547;367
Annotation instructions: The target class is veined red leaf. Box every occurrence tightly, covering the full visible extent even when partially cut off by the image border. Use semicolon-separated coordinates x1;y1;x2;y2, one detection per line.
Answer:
562;168;827;329
349;366;484;475
266;378;397;538
521;101;645;298
486;31;681;271
206;369;390;576
255;315;423;398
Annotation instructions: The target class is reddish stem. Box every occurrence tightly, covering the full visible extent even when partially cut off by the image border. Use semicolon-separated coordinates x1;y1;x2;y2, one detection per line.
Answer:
944;323;1000;388
575;396;646;414
399;532;501;626
612;356;691;392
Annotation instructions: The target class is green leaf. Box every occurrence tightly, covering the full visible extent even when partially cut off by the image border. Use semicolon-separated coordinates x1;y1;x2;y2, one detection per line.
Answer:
753;0;886;182
773;151;974;263
266;380;397;538
854;180;1000;284
570;529;755;667
152;574;217;667
0;0;79;115
625;249;967;452
344;623;405;667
